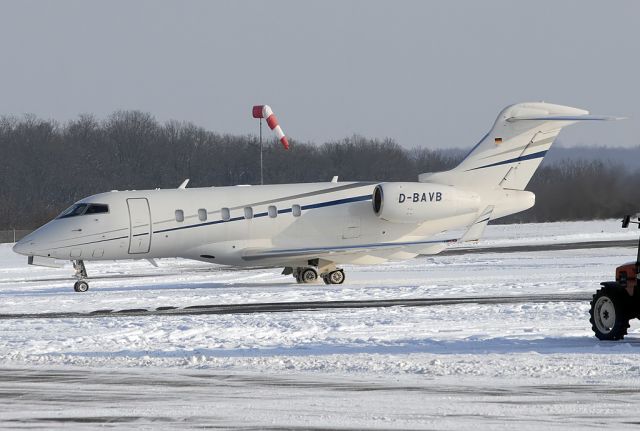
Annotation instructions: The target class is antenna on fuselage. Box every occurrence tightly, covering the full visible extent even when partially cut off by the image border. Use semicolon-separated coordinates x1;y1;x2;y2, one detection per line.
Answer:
178;179;189;189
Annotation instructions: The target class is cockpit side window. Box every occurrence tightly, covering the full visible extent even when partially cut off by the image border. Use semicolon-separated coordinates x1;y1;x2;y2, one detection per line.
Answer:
57;203;109;219
85;204;109;215
57;204;88;219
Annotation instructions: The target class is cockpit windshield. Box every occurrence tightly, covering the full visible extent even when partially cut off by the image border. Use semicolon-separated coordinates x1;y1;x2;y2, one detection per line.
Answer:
57;203;109;219
85;204;109;215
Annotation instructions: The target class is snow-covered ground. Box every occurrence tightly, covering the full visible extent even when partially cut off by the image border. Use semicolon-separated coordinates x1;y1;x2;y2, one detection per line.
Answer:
1;219;639;429
458;218;637;246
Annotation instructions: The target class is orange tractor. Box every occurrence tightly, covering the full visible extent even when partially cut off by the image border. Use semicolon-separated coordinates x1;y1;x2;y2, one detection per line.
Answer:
590;216;640;340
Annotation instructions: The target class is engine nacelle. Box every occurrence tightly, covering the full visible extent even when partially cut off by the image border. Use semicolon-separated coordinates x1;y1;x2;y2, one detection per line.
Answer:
372;182;481;224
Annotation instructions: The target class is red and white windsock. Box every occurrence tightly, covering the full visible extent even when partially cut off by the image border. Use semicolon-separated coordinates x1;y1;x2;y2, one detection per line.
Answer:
252;105;289;150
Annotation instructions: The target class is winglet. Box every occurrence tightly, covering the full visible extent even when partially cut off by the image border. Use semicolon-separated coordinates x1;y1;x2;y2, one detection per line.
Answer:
178;179;189;190
459;206;494;243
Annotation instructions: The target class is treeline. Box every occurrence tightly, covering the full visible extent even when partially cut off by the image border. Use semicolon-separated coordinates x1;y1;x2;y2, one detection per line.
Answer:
0;111;638;229
514;161;640;223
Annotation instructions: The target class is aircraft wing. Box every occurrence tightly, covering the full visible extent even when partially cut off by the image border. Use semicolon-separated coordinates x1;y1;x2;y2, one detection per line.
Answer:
241;211;501;264
241;237;455;263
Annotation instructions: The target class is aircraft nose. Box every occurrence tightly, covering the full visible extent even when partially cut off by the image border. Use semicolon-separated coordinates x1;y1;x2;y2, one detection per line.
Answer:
12;234;35;256
12;239;29;255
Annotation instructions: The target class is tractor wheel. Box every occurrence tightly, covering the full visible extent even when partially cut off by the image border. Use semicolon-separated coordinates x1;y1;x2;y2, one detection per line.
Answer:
589;287;629;340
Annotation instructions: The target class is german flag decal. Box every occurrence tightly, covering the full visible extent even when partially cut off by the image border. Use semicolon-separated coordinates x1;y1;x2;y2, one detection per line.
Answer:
494;137;503;145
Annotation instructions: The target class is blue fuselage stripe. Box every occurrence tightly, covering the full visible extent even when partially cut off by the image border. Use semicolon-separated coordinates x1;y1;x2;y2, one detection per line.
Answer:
466;150;548;171
153;194;372;234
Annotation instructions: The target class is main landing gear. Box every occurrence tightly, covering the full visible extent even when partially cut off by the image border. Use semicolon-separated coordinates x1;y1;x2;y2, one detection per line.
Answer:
288;265;346;285
72;260;89;292
322;269;345;285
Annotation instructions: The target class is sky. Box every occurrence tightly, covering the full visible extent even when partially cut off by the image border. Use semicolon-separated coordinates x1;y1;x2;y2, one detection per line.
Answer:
0;0;638;149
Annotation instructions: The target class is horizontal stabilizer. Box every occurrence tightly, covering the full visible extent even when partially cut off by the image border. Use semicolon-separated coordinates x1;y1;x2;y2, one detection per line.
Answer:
507;114;624;122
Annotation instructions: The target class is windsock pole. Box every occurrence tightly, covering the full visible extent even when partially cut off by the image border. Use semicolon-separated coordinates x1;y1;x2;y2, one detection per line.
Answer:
252;104;289;185
259;118;263;185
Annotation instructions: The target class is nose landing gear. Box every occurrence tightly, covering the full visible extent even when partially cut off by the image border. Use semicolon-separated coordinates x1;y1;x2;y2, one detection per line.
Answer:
72;260;89;292
74;280;89;293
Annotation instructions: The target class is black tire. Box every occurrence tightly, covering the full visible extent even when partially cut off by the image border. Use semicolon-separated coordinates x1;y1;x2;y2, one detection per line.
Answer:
589;287;629;340
327;270;345;285
74;280;89;293
301;268;318;284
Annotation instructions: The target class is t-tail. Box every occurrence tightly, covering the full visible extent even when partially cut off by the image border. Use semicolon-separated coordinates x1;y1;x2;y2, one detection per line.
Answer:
420;102;619;191
418;102;621;239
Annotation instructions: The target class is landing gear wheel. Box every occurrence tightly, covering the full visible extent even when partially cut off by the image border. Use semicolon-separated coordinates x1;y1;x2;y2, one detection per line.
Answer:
323;269;345;285
73;280;89;293
300;268;318;284
590;287;629;340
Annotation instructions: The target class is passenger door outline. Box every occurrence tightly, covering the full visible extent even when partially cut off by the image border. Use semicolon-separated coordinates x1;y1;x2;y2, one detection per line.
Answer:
127;198;152;254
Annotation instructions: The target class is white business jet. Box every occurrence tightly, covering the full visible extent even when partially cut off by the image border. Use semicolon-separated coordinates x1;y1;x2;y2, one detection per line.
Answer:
13;102;616;292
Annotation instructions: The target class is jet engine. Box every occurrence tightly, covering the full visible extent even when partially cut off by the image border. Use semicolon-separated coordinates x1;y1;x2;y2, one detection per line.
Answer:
372;182;481;224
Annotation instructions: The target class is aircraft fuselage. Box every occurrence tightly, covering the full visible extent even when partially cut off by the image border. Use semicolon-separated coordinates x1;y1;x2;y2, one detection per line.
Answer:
15;181;478;268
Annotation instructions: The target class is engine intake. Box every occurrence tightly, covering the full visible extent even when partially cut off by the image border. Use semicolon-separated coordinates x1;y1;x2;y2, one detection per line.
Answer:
372;182;480;224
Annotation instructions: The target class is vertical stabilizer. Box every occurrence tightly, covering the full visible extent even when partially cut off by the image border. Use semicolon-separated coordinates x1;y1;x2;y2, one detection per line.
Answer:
419;102;616;191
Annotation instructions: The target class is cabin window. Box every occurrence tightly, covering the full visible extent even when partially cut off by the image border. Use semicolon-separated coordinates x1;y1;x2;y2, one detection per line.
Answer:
85;204;109;215
175;209;184;222
198;209;207;222
268;205;277;218
221;207;231;221
244;207;253;219
292;204;301;217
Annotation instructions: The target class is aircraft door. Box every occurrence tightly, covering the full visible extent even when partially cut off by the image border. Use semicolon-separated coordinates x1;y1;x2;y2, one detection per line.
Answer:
127;198;151;254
